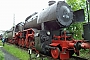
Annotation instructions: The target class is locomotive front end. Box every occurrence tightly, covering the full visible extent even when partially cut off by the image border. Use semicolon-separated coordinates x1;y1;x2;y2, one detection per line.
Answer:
37;1;73;30
35;1;74;56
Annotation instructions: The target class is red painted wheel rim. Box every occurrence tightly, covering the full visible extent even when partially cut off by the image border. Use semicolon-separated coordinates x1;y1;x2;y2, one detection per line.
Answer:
51;47;60;59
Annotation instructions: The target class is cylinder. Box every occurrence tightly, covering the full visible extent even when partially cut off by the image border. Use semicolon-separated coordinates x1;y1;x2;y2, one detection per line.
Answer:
48;1;56;6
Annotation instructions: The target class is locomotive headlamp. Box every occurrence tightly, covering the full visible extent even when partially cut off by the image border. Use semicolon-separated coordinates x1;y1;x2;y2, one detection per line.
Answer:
47;31;50;35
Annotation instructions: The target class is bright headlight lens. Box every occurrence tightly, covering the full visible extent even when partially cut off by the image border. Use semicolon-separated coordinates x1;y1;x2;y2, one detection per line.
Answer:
47;31;50;35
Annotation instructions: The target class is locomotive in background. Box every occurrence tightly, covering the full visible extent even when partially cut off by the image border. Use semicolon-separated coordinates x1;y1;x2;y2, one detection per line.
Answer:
4;1;90;60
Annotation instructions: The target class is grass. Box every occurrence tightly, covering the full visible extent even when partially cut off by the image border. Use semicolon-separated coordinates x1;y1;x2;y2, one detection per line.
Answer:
80;49;90;59
71;49;90;60
4;44;29;60
0;50;4;60
0;40;48;60
0;40;29;60
3;44;49;60
0;40;4;60
0;40;2;46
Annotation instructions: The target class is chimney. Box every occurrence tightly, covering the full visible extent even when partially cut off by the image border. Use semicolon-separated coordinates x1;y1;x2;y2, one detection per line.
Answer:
48;1;56;6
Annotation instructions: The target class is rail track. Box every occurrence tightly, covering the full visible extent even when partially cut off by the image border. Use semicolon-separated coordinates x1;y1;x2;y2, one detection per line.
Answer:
33;53;88;60
70;56;88;60
6;43;88;60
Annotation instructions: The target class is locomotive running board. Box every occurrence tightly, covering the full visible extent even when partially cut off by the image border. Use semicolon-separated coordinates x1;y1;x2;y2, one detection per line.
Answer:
73;9;85;22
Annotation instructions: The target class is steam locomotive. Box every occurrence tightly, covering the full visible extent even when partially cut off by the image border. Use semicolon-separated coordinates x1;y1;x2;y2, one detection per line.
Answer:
5;1;90;60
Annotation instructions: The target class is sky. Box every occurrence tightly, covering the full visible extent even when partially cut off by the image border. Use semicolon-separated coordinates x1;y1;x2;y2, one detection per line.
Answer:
0;0;64;34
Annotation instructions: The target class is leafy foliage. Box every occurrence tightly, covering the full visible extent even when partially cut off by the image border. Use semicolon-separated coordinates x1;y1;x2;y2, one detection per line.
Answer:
80;49;90;59
67;0;88;21
66;0;86;39
66;23;83;39
66;0;86;11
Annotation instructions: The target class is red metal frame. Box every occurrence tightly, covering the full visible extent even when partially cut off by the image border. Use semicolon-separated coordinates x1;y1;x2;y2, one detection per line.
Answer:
21;30;27;47
14;32;19;45
25;28;35;48
50;31;90;60
18;31;22;46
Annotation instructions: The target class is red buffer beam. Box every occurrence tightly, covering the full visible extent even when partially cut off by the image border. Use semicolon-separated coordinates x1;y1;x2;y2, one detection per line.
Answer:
81;43;90;49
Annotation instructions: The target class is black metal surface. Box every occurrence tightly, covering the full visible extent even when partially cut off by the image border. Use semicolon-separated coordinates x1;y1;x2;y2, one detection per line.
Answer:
71;56;88;60
83;23;90;42
74;42;81;50
44;20;64;30
35;30;52;54
73;9;85;22
40;30;52;54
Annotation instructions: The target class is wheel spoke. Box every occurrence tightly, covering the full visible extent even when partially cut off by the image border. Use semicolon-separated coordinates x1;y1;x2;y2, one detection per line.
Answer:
51;47;60;59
